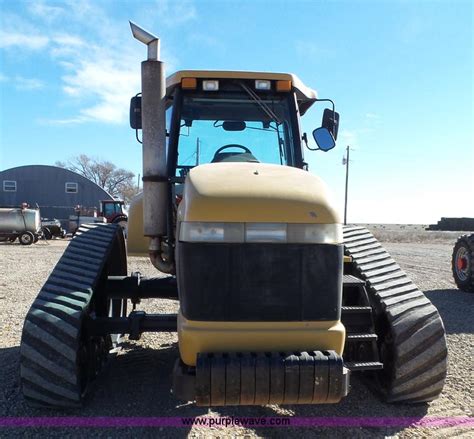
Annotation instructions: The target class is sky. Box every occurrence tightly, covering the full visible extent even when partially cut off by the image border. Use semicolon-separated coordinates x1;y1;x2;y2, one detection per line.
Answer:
0;0;472;224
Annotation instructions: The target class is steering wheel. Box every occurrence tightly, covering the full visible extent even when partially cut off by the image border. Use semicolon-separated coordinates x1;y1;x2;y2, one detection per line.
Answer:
214;144;252;155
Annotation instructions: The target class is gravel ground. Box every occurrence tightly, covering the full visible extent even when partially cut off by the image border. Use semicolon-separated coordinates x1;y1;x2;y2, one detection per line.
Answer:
0;229;472;438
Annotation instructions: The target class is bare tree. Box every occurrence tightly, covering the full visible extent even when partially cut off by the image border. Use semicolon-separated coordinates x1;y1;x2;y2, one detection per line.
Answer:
56;155;139;204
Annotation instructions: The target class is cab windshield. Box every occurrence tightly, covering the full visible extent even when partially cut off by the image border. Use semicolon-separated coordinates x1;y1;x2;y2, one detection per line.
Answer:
173;89;298;177
103;202;123;216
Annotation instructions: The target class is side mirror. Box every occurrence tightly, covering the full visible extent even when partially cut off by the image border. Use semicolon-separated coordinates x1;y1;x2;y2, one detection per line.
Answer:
322;108;339;140
312;127;335;152
130;95;142;129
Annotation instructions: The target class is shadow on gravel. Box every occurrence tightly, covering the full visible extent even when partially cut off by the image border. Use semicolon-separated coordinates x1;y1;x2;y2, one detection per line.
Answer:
0;346;21;417
425;289;474;334
1;341;431;438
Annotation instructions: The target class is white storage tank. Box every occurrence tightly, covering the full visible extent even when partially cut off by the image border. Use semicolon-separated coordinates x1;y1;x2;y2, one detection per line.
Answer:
0;208;41;234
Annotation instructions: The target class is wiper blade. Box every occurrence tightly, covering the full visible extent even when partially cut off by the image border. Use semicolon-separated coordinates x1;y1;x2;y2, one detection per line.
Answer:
238;81;282;124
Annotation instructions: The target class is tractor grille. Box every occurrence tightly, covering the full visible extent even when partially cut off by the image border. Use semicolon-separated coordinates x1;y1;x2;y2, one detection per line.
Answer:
177;242;343;321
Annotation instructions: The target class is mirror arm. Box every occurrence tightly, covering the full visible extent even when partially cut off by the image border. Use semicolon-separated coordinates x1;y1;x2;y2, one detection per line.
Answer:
315;98;335;114
303;131;323;151
302;132;308;148
306;144;320;152
316;98;338;140
135;129;143;144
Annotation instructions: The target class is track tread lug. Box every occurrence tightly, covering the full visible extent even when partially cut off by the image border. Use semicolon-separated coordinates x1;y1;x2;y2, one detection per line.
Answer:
19;224;125;409
20;342;77;385
343;226;447;403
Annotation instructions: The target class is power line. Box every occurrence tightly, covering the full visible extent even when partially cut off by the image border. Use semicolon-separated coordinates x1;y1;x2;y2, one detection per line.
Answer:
343;145;352;225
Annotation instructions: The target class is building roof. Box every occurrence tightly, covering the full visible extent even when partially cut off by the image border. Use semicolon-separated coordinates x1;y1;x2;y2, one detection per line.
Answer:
0;164;114;200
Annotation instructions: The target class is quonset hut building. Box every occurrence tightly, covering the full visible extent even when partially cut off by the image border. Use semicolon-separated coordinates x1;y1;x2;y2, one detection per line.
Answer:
0;165;114;230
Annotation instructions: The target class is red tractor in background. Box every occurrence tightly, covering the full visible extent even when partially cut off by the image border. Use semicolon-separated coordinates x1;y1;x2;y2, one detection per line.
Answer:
99;200;128;234
452;234;474;292
100;200;127;223
70;201;128;236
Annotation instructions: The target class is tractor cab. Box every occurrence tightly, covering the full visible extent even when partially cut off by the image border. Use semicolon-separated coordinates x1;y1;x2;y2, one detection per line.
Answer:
100;200;126;223
131;71;340;183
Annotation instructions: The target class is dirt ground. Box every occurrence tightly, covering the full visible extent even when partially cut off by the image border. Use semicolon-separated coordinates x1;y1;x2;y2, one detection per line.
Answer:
0;226;472;438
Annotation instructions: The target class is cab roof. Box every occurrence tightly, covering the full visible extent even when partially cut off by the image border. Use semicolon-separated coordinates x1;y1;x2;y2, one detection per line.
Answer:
166;70;318;115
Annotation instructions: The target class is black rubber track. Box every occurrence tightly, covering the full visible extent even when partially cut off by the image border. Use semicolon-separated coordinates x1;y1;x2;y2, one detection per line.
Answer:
19;224;127;408
343;226;447;403
451;234;474;292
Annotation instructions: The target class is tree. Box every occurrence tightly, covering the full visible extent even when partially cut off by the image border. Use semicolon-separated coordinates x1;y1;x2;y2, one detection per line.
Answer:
56;155;140;205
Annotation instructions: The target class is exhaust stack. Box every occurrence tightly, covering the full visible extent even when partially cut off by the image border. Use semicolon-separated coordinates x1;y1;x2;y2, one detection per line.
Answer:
130;21;160;60
130;22;173;273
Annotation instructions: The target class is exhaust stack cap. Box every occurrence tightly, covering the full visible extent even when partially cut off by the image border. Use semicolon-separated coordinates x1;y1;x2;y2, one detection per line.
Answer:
129;21;160;61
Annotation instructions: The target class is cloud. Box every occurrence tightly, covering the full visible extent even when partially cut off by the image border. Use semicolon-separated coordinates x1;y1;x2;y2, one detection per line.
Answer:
0;32;49;50
46;28;178;124
339;129;358;147
2;1;139;124
61;55;140;124
0;73;45;90
38;116;87;125
0;11;50;50
28;1;65;23
49;34;87;57
52;34;86;47
1;0;186;125
14;76;45;90
155;0;197;25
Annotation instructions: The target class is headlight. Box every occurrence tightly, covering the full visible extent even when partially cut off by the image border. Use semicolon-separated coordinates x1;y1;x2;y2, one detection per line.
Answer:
202;80;219;91
255;80;271;90
179;222;342;244
180;222;244;243
288;223;342;244
245;223;286;242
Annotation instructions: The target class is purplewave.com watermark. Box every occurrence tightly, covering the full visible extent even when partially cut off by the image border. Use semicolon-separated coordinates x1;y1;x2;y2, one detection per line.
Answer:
0;417;472;428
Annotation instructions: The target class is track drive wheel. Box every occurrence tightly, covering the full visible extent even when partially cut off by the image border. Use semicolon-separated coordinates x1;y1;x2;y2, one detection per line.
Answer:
343;226;447;403
19;224;127;408
451;234;474;292
112;215;128;238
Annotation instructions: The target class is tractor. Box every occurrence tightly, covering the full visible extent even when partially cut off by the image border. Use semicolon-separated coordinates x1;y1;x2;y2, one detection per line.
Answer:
99;199;127;225
452;234;474;292
19;22;447;408
100;199;128;236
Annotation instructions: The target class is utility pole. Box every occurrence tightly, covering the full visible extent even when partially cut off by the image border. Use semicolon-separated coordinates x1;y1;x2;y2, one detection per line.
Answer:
196;137;200;166
343;145;350;225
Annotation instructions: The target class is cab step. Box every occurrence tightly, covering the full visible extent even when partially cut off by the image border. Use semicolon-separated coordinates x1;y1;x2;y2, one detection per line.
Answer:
343;274;365;286
344;361;384;371
346;333;378;342
341;305;372;314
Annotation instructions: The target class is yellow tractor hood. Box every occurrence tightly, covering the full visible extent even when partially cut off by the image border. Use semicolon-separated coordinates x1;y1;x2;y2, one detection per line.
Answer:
179;163;341;224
